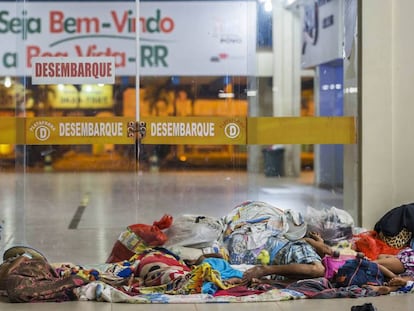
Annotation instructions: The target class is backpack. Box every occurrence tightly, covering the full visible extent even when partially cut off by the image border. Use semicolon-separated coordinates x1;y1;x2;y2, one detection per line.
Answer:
334;258;384;287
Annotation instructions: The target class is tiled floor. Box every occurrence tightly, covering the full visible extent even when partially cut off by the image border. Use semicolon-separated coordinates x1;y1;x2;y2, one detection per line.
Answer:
0;170;409;310
0;295;411;311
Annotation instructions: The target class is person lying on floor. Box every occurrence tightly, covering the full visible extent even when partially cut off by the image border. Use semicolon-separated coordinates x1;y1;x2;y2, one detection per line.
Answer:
126;247;244;293
0;246;245;302
0;246;88;303
241;231;408;290
302;232;408;287
362;247;414;294
75;249;246;299
374;247;414;279
241;232;326;284
241;232;414;298
307;233;414;295
302;232;402;283
304;232;399;281
109;247;247;296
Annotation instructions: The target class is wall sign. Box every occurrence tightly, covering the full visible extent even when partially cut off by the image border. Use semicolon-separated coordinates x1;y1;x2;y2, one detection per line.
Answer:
0;1;256;76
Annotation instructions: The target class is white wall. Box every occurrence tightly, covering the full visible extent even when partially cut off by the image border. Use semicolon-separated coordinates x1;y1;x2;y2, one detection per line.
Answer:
392;1;414;204
361;0;393;228
361;0;414;229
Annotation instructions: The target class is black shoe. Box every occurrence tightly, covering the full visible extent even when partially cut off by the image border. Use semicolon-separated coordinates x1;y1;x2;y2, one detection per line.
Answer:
351;303;377;311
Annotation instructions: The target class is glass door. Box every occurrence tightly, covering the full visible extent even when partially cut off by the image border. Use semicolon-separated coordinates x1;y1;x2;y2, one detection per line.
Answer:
0;0;141;265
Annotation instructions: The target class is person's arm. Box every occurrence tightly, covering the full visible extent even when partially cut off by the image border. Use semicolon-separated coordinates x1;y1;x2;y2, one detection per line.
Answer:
303;237;333;258
302;232;334;258
375;256;405;275
242;261;325;282
377;263;397;279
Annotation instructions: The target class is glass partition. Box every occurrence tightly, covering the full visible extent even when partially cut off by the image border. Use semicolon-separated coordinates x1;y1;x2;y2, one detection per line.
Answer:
0;0;359;303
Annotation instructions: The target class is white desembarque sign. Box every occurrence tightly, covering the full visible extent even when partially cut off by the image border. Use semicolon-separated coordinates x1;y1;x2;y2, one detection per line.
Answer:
31;57;115;84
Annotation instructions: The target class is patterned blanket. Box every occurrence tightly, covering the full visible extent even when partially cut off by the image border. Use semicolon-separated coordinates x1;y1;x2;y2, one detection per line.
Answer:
2;245;414;303
75;281;306;303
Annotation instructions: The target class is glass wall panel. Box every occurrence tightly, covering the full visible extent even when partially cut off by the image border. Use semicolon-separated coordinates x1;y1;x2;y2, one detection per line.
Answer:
0;0;141;264
0;0;359;304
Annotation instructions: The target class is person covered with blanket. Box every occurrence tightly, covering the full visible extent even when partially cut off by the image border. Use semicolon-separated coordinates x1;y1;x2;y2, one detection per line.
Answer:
0;246;89;302
127;247;244;294
0;245;245;302
76;248;246;298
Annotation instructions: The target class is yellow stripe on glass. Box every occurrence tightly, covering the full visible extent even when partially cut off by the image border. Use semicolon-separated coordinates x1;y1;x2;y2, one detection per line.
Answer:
247;116;356;144
0;117;25;144
0;116;357;145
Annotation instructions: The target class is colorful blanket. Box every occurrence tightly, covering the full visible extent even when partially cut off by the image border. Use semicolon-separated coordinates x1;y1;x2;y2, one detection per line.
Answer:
75;281;306;303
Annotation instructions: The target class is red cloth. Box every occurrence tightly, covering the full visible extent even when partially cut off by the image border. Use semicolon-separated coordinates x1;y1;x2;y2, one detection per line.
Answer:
128;214;173;246
353;230;401;260
106;215;173;263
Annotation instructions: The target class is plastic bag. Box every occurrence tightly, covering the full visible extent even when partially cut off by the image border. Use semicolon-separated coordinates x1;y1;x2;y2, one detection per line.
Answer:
305;206;354;245
165;215;225;248
128;214;173;246
128;215;173;246
106;214;173;263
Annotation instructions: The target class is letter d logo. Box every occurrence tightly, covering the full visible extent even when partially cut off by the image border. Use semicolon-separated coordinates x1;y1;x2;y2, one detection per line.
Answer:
35;125;51;141
224;123;240;139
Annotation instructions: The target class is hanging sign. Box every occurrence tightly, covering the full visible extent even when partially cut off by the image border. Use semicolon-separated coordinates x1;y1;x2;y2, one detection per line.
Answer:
31;57;115;84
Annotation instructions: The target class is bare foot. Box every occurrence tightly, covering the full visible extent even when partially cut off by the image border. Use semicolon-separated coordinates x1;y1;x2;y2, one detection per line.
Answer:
389;277;409;287
364;285;391;295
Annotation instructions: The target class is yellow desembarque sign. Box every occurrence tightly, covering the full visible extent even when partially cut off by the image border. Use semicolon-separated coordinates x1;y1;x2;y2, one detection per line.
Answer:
25;117;135;145
0;116;356;145
141;116;247;145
